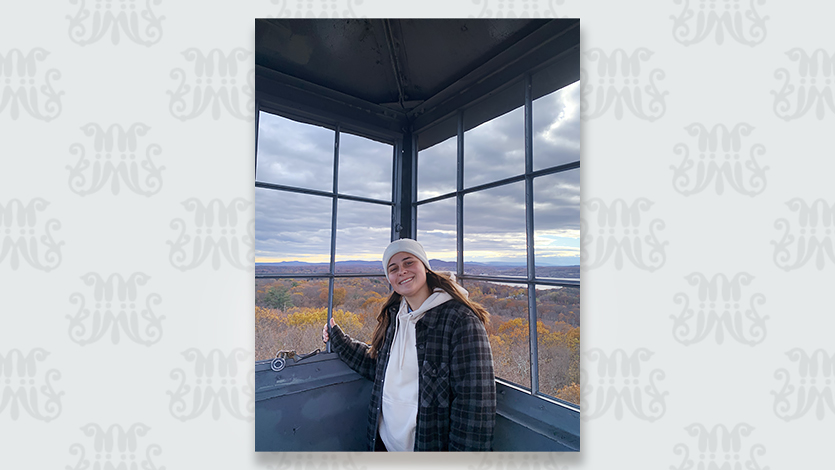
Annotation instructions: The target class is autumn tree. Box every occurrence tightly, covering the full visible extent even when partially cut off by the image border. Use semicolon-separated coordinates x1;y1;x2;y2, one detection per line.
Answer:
319;286;346;307
265;286;293;310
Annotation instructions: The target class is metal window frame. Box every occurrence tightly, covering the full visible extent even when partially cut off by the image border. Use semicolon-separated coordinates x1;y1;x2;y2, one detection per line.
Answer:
254;106;399;352
413;77;581;411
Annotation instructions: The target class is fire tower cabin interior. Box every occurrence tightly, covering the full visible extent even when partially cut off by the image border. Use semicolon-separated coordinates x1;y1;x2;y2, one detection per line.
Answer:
254;18;580;451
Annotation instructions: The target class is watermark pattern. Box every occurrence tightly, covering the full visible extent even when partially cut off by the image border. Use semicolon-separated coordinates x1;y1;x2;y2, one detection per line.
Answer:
469;0;567;18
581;48;667;121
67;123;165;196
773;349;835;421
772;199;835;271
581;348;668;421
671;123;768;196
67;0;164;46
0;49;63;121
0;199;63;272
167;198;253;271
773;49;835;120
672;273;767;346
67;424;163;470
581;198;667;272
472;453;570;469
671;0;768;46
671;424;768;470
67;273;164;346
167;348;254;421
267;0;363;17
261;453;366;470
0;349;63;422
168;48;253;121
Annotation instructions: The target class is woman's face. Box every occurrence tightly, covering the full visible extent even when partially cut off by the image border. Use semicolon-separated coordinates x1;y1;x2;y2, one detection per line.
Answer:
387;252;428;299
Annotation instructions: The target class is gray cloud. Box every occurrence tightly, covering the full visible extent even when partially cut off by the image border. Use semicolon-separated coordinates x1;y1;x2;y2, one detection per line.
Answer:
534;81;581;170
338;132;393;201
464;106;526;188
255;188;332;262
256;111;334;192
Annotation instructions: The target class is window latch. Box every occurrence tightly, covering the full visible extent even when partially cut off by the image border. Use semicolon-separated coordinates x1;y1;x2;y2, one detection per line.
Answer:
270;348;321;372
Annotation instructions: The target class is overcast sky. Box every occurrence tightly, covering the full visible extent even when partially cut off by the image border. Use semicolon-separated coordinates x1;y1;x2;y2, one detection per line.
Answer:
255;81;580;267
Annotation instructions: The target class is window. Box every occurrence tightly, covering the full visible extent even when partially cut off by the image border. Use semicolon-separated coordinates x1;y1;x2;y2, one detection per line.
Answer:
415;79;580;406
254;109;395;362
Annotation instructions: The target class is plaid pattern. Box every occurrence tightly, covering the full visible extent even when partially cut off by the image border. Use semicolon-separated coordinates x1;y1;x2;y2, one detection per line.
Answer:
330;300;496;451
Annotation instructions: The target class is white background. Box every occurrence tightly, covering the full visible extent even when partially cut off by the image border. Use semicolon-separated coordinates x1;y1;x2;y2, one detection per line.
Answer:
1;1;831;469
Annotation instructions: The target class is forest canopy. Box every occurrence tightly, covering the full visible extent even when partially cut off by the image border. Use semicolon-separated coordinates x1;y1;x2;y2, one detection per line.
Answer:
255;277;579;404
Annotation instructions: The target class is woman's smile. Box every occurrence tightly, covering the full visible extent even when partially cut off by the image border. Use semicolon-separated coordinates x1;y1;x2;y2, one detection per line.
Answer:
387;252;430;307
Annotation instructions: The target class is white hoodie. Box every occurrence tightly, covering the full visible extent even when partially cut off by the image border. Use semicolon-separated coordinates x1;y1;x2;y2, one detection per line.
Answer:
378;287;456;451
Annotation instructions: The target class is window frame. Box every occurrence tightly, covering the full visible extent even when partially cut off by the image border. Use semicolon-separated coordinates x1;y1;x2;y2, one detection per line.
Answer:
254;40;579;413
254;99;401;353
414;75;580;411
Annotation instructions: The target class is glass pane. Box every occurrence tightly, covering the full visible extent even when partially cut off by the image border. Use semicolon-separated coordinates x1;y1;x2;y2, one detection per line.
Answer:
416;198;457;271
255;187;331;272
417;120;457;201
256;111;334;192
464;105;524;189
335;199;390;274
339;132;393;200
467;279;530;390
463;181;526;276
535;285;580;404
333;277;391;345
533;169;580;278
255;277;328;361
533;81;580;171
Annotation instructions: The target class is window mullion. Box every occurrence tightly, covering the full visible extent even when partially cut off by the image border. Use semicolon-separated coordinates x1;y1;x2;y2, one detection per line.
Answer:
456;111;464;281
327;125;341;353
524;74;539;395
254;102;260;179
392;139;399;242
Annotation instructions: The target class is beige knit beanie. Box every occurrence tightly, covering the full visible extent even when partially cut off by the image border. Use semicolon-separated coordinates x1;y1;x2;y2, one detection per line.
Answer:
382;239;432;282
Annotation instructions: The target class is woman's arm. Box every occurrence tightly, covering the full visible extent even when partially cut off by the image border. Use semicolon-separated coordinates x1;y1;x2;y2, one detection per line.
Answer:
326;322;378;382
448;312;496;451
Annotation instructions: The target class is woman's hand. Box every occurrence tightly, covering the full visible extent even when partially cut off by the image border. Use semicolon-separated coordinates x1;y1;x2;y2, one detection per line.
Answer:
322;318;336;343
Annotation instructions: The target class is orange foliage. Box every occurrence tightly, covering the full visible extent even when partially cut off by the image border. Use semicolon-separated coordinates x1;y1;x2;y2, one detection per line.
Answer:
553;382;580;405
319;287;346;307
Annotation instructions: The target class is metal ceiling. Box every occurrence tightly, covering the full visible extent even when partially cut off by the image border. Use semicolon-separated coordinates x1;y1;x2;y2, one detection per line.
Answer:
254;18;580;144
256;19;549;110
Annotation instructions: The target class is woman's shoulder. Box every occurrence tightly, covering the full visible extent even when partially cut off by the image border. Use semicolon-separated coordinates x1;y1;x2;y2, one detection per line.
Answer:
434;299;479;323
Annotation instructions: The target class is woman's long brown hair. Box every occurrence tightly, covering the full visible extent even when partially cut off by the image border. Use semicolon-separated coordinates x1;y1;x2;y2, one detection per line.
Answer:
367;270;490;358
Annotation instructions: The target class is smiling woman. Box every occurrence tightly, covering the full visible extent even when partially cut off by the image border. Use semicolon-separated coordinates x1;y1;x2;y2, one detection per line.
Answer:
323;239;496;452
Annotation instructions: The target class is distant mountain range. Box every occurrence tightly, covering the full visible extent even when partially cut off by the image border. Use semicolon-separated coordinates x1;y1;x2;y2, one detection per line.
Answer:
255;259;579;278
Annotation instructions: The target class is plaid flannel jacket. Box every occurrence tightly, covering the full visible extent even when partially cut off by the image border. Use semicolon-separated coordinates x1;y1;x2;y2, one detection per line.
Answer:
329;299;496;451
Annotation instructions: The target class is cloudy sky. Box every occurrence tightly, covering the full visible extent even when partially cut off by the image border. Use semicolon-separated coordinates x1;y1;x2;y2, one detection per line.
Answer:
255;81;580;267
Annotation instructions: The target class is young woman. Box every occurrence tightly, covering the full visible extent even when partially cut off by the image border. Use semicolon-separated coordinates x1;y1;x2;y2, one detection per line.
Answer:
322;238;496;451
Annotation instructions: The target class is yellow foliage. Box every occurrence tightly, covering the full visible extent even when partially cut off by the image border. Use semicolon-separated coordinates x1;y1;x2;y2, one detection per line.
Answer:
361;292;385;310
282;307;362;332
496;318;561;348
255;306;282;323
488;334;505;349
553;382;580;405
